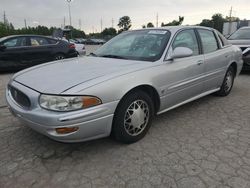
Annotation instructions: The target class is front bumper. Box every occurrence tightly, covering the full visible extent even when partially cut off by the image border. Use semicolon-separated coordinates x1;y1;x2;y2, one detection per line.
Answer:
6;81;118;143
242;55;250;71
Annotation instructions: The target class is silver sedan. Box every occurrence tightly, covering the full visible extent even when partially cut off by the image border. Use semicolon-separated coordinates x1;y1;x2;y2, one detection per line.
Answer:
6;26;243;143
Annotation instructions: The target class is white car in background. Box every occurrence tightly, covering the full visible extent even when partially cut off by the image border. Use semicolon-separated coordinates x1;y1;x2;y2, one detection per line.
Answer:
69;39;86;56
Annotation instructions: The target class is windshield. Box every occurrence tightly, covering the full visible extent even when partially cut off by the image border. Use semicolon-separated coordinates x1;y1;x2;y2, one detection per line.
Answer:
94;29;171;62
228;28;250;40
0;36;9;44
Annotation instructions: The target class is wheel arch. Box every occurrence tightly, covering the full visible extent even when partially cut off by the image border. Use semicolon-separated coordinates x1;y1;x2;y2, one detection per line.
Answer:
116;84;161;114
229;62;237;76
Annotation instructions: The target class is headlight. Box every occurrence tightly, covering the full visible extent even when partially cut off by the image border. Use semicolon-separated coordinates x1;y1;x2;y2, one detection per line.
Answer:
39;95;102;112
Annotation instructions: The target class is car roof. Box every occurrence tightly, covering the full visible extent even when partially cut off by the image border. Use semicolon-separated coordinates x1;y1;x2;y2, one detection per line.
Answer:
0;35;55;40
131;25;215;33
239;26;250;30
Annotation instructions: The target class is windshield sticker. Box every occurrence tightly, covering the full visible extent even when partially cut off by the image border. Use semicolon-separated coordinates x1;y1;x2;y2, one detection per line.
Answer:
148;30;167;35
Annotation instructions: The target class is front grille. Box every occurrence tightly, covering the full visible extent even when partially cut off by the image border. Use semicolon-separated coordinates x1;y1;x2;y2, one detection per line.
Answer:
9;86;31;108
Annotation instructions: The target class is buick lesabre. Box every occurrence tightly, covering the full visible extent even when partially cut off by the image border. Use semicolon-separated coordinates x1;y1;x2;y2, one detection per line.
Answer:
6;26;243;143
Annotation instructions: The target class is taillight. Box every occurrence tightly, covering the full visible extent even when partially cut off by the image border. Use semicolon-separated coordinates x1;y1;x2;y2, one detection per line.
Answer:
69;43;75;49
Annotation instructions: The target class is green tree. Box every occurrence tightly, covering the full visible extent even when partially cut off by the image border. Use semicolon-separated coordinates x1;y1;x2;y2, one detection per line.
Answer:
161;16;184;26
225;16;240;22
147;22;154;28
200;19;213;28
199;13;226;32
101;27;117;36
211;14;226;32
118;16;132;33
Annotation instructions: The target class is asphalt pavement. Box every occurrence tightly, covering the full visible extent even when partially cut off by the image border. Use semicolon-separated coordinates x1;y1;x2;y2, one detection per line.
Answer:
0;52;250;187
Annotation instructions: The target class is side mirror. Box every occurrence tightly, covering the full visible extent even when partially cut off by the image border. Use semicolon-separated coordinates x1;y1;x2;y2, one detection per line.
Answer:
171;47;193;59
0;45;7;51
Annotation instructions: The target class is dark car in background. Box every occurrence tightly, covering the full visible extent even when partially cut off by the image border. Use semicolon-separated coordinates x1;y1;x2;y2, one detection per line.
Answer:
0;35;78;72
228;27;250;71
85;38;106;45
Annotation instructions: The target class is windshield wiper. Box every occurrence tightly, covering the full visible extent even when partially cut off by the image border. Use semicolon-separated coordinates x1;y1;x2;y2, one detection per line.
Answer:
100;54;127;59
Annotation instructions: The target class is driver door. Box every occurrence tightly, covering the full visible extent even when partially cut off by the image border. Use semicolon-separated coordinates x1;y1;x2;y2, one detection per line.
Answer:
0;36;28;71
160;29;205;109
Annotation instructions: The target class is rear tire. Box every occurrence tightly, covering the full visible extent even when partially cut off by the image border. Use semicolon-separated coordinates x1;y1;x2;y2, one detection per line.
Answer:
112;90;154;144
216;66;235;96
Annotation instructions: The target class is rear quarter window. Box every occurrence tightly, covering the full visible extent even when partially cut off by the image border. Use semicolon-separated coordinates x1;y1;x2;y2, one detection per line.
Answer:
216;31;230;47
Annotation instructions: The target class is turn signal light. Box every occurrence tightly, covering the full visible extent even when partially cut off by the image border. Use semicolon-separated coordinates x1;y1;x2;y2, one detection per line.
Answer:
83;96;101;108
55;127;79;134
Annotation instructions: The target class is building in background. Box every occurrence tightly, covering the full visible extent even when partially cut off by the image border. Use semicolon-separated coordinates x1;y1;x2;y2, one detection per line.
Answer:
223;20;250;36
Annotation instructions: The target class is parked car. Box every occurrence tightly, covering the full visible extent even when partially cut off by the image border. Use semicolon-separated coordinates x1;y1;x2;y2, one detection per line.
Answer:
0;35;78;72
69;39;86;56
85;38;106;45
69;39;78;44
74;43;86;56
6;26;242;143
228;26;250;70
75;38;87;44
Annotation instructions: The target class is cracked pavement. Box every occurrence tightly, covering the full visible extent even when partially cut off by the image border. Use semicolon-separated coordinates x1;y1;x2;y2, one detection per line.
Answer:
0;70;250;188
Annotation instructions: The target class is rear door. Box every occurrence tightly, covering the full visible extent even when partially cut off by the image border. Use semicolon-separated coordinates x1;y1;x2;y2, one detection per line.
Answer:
161;29;205;109
25;36;53;66
196;29;230;91
0;36;28;70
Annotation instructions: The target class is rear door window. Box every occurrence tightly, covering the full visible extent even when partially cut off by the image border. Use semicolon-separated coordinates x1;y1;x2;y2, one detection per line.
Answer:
30;37;49;46
198;29;219;54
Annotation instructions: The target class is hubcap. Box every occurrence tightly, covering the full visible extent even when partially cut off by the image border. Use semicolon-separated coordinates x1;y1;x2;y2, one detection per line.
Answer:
124;100;149;136
225;71;233;92
55;55;64;60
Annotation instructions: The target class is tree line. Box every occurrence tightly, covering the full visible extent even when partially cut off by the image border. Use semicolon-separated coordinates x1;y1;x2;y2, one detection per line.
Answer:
0;13;240;39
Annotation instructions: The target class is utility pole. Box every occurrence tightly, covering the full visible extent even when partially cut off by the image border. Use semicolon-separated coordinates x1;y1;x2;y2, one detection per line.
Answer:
228;6;233;35
3;11;7;25
79;19;81;30
156;13;159;28
66;0;72;26
100;18;103;32
24;19;27;29
112;18;114;28
63;16;66;28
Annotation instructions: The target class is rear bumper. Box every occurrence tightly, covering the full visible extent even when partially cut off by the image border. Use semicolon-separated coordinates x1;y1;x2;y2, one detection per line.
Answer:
77;50;87;56
66;51;78;58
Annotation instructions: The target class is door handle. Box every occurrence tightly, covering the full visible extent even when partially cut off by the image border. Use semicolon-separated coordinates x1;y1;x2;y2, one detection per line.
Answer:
197;60;204;65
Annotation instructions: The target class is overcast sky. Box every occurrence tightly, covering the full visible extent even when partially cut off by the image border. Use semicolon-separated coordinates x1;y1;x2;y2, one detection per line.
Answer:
1;0;250;33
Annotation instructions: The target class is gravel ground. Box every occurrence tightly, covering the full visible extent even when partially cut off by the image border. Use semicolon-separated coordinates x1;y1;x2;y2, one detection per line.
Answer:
0;53;250;187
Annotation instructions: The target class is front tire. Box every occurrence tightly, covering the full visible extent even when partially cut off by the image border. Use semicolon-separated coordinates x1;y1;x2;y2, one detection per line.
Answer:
216;66;235;96
54;53;65;60
112;91;154;144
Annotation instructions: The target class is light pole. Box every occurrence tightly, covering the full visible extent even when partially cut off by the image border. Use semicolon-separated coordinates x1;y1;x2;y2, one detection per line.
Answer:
66;0;72;26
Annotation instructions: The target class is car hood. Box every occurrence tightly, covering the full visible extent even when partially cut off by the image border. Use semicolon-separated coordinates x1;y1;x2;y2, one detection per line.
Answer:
13;57;152;94
228;39;250;46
